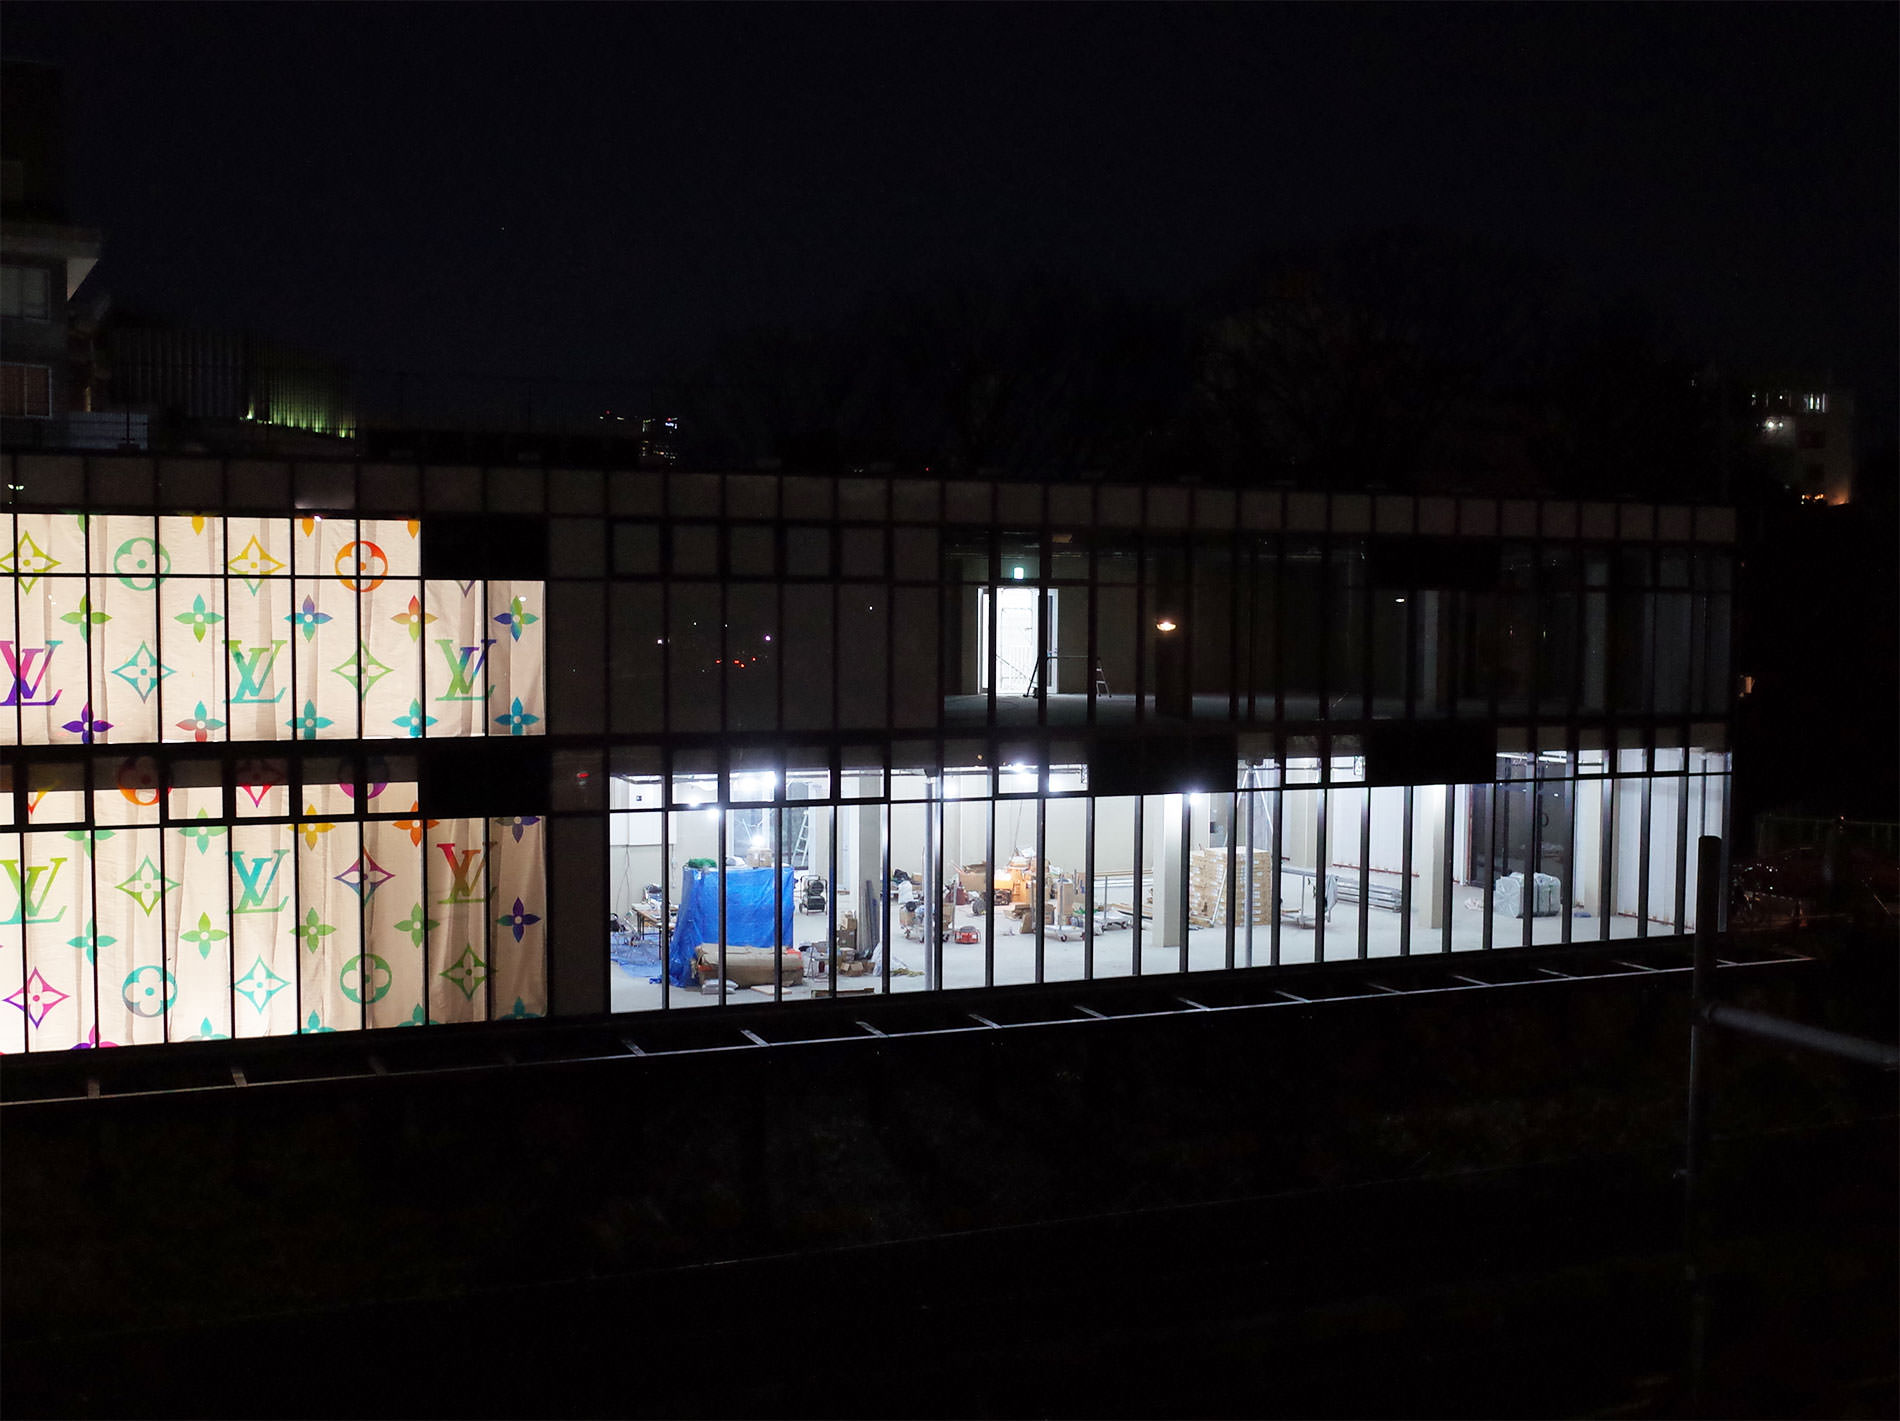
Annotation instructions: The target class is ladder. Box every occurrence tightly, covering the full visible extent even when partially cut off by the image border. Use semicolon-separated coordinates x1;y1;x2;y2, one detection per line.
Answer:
1022;654;1112;698
789;808;810;870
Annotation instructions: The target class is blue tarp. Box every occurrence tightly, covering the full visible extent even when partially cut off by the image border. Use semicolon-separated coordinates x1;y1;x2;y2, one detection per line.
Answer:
664;866;796;987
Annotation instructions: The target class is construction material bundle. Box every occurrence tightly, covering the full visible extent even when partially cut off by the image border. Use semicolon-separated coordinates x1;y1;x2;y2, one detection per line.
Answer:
1188;848;1277;927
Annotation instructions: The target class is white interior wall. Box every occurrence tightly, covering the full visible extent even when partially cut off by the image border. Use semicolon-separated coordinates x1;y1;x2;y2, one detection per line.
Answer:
1613;780;1644;918
994;798;1041;860
1097;799;1133;877
1648;775;1682;925
888;803;928;881
1044;800;1091;875
1056;587;1089;692
610;811;665;916
1282;789;1320;869
1574;780;1605;914
1367;787;1406;872
1322;788;1407;873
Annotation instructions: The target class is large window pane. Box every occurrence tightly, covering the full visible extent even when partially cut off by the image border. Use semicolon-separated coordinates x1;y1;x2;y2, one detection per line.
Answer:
941;764;992;990
725;583;777;732
667;583;720;733
1190;538;1236;720
1327;540;1367;720
782;583;835;731
1235;758;1279;967
1043;796;1089;982
1278;774;1322;966
609;583;664;733
837;584;888;729
662;794;723;1010
1248;538;1280;721
1281;539;1322;719
1609;745;1647;939
1365;784;1406;957
1090;796;1138;979
1326;780;1368;960
1409;782;1453;954
1095;583;1138;726
991;794;1040;987
888;800;934;989
1538;548;1579;717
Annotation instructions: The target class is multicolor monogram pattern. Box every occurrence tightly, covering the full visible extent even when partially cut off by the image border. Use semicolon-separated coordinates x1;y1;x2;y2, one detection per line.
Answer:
1;514;548;1051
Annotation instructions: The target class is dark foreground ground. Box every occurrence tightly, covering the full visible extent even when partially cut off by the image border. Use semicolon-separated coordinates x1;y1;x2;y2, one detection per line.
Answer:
4;924;1894;1419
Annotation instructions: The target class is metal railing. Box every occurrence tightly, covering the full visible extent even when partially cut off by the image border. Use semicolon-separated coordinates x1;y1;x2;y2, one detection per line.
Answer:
1754;813;1900;859
1681;833;1898;1415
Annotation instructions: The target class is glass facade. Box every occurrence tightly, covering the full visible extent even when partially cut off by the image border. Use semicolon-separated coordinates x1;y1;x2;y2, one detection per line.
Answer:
1;458;1736;1050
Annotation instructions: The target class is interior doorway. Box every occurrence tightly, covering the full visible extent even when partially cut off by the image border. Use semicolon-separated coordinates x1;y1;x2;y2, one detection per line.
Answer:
978;586;1057;695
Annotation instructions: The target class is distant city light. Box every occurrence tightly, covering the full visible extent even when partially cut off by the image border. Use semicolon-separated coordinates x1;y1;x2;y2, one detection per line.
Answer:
1155;618;1178;632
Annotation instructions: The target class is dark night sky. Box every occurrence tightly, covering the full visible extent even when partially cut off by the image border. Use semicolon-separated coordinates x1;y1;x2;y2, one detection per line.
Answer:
6;2;1896;437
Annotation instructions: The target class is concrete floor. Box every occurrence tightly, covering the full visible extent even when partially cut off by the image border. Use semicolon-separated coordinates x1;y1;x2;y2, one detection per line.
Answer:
607;891;1651;1013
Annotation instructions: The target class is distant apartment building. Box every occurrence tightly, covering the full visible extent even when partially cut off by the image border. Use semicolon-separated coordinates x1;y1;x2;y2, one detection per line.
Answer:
110;325;356;441
1752;382;1855;505
0;61;102;430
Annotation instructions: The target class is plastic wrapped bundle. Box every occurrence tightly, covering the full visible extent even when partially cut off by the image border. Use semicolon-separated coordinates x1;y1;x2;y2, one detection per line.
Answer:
1493;871;1562;918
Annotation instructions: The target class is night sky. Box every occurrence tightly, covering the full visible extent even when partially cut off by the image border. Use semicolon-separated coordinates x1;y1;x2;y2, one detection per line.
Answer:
7;2;1896;438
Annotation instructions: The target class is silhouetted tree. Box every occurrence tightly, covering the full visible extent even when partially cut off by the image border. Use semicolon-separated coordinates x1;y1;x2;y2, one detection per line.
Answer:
1188;228;1561;489
658;274;1183;478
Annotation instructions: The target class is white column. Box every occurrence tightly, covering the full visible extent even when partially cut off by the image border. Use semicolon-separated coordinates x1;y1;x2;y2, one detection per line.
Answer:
1156;793;1187;949
1414;783;1447;931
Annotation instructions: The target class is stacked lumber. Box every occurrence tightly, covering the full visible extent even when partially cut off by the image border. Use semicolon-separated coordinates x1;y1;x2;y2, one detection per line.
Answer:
1187;848;1277;927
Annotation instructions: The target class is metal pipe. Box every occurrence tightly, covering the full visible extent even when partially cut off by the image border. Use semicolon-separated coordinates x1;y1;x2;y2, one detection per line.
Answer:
1683;832;1723;1419
1705;1004;1899;1071
1685;833;1723;1205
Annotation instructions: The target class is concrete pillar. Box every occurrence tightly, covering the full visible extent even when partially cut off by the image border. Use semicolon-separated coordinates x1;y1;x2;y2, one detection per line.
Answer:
858;799;885;968
1414;783;1447;931
1156;793;1187;950
921;788;937;987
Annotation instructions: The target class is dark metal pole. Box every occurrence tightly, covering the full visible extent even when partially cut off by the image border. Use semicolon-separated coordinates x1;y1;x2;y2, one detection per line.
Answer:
1686;836;1722;1150
1683;832;1724;1418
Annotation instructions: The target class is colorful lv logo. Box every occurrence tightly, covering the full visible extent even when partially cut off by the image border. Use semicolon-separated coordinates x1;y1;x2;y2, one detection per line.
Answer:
1;856;68;925
433;639;495;702
1;640;63;708
230;849;291;914
227;640;288;704
437;843;490;904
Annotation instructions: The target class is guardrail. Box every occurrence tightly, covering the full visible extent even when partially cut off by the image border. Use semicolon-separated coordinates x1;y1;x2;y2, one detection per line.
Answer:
1682;832;1898;1414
